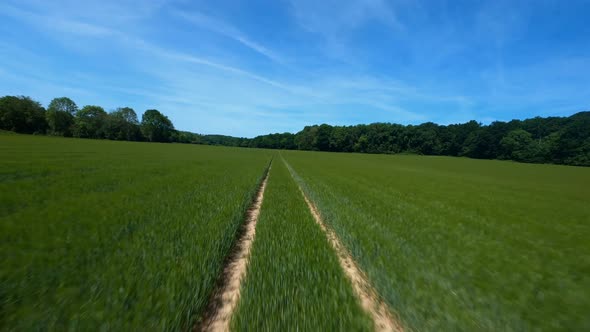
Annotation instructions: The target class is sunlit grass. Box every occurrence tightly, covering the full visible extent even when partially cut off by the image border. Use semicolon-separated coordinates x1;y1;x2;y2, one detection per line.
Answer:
4;131;588;331
232;158;372;331
0;134;271;330
283;150;590;331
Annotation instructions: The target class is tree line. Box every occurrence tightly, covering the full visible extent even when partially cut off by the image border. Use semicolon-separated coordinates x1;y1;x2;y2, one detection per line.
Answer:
0;95;180;143
1;95;588;166
245;113;590;166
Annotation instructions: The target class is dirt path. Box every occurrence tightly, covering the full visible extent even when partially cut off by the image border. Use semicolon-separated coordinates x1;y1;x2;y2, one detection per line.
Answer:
196;165;271;332
283;159;404;332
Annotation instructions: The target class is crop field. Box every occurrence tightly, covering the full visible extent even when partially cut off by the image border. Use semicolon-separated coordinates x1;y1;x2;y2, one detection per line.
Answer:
232;159;372;331
282;150;590;331
0;133;272;330
2;132;589;331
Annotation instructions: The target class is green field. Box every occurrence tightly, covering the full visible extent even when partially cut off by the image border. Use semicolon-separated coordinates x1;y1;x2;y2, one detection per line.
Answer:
2;133;589;331
282;150;590;331
232;158;372;331
0;133;271;330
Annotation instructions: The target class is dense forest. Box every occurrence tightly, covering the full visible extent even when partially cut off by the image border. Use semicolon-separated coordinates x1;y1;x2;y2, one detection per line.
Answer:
247;113;590;166
1;95;589;166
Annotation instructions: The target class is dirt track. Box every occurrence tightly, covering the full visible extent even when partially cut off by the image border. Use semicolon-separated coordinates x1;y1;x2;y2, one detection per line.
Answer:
196;165;271;332
197;158;402;332
284;158;403;332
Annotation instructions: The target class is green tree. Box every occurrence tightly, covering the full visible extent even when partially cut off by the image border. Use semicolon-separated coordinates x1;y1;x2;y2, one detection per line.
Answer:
462;127;496;159
74;105;107;138
553;112;590;166
314;124;333;151
47;97;78;115
500;129;538;162
364;123;397;153
104;107;142;141
295;125;319;150
141;109;174;142
353;134;369;152
46;110;74;136
413;122;442;155
0;95;47;134
46;97;77;136
329;126;353;152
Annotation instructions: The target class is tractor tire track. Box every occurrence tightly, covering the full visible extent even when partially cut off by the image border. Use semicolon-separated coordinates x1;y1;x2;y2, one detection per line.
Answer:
283;157;404;332
195;162;271;332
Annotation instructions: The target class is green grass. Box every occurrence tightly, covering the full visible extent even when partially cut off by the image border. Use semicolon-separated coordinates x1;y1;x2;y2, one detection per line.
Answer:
4;132;589;331
282;150;590;331
0;134;271;330
231;158;373;331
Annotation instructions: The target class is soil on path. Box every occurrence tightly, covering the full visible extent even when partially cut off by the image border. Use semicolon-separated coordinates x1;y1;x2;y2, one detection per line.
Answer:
196;165;271;332
284;158;404;332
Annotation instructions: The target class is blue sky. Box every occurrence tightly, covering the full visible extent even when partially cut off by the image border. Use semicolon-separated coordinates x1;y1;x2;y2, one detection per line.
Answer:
1;0;589;137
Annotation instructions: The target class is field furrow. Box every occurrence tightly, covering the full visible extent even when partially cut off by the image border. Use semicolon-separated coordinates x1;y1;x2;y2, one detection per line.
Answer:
231;155;373;331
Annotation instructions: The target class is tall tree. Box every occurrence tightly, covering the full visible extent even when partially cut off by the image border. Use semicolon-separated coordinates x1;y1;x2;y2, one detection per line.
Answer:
46;110;74;136
141;109;174;142
47;97;78;115
295;125;320;150
314;124;333;151
46;97;77;136
74;105;107;138
104;107;142;141
0;96;47;134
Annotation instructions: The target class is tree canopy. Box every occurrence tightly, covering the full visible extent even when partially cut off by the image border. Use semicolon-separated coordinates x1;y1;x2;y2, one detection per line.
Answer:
245;112;590;166
105;107;142;141
46;97;77;136
141;109;174;142
47;97;78;115
0;94;588;166
0;96;47;134
74;105;108;139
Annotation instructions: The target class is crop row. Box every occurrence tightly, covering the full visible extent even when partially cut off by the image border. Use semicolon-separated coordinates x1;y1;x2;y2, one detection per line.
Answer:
0;134;272;330
5;133;588;331
231;158;372;331
282;150;590;331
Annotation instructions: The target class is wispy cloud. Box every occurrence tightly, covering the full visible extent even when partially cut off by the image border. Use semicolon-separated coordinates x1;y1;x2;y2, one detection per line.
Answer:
0;3;296;92
0;7;460;135
0;0;469;135
285;0;406;65
172;10;285;64
0;2;115;37
289;0;402;36
3;0;168;24
4;0;585;136
124;36;296;92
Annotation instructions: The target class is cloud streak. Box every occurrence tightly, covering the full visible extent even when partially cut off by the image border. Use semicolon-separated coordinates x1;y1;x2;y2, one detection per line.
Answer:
172;10;285;64
289;0;402;36
2;0;588;136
